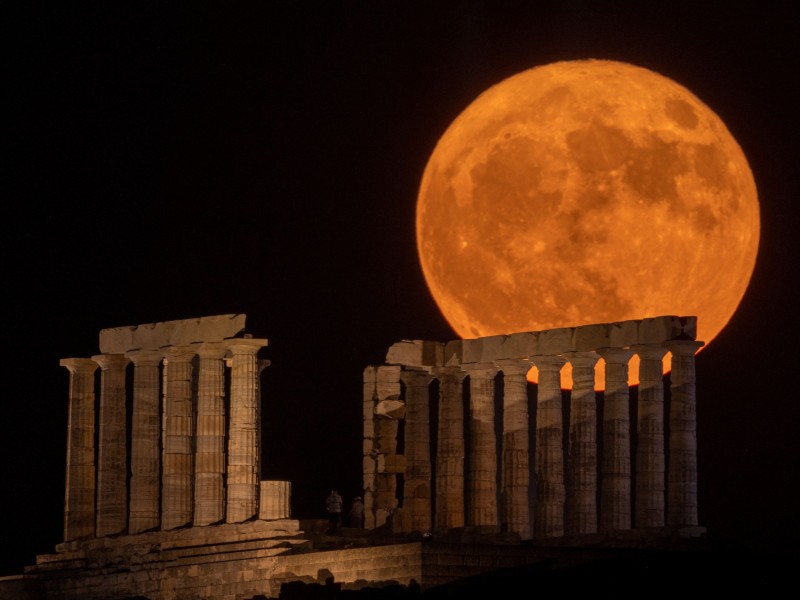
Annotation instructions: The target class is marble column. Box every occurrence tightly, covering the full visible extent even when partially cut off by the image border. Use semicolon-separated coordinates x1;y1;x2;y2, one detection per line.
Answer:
126;350;163;534
664;340;704;527
400;369;434;533
92;353;130;537
161;345;196;530
463;363;499;529
495;359;532;539
433;367;466;530
564;352;600;535
60;358;98;541
193;342;228;526
531;355;567;537
226;338;268;523
596;347;635;532
632;344;668;528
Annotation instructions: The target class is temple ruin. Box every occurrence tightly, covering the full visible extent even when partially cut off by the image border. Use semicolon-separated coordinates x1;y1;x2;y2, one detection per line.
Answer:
0;313;706;600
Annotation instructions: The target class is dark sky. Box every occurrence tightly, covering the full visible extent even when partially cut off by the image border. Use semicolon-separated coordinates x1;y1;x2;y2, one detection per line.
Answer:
3;2;799;575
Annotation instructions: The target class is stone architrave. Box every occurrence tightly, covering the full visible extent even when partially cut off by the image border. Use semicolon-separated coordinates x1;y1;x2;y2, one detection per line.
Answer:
495;359;533;539
161;345;196;530
632;344;669;528
432;367;467;530
564;351;600;536
60;358;99;542
193;342;228;526
664;340;704;527
463;363;499;529
126;350;163;534
400;369;434;533
226;338;268;523
596;347;635;532
92;353;130;538
530;355;567;537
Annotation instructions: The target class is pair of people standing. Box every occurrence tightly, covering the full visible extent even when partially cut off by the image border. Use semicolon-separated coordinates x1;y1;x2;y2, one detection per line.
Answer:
325;489;364;530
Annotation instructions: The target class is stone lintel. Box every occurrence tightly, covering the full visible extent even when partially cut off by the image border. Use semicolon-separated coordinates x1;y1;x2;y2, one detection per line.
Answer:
385;340;443;368
443;340;463;366
99;314;247;354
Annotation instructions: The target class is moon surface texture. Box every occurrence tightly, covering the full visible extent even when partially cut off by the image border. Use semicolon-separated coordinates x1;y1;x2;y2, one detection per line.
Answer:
416;60;759;389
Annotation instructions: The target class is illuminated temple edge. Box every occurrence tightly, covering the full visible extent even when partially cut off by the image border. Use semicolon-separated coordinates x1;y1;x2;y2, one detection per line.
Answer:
384;315;697;368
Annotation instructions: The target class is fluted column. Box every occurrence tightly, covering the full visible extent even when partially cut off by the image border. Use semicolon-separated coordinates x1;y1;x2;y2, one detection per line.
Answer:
564;351;600;535
496;359;532;539
664;340;704;527
531;355;566;537
92;353;130;537
400;369;434;533
226;338;268;523
161;345;196;530
433;367;467;530
632;344;668;528
596;347;635;532
126;350;163;534
60;358;98;541
193;342;228;526
463;363;499;529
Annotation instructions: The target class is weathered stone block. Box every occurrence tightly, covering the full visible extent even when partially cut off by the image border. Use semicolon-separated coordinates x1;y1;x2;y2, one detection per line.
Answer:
385;340;443;368
479;335;507;363
461;338;483;364
608;319;639;347
375;399;405;419
537;327;574;355
100;314;247;353
443;340;463;366
639;315;682;343
503;331;538;359
573;323;609;351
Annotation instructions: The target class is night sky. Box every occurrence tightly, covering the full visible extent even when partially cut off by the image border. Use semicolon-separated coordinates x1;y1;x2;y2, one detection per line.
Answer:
4;2;799;575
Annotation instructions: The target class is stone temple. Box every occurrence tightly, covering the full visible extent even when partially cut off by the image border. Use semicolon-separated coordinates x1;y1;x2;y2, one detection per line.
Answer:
0;313;706;599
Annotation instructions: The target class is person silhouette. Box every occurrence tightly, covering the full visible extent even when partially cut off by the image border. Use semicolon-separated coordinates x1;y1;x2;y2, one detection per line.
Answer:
325;488;343;532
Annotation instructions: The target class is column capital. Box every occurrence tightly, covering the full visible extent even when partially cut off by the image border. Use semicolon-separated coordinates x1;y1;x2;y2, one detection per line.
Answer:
530;354;567;371
432;365;467;380
91;353;130;370
193;341;228;360
400;368;434;387
563;351;600;369
460;362;498;378
495;358;533;378
595;347;636;364
60;357;98;375
631;344;669;361
226;337;268;356
663;340;705;356
163;345;197;362
124;349;163;366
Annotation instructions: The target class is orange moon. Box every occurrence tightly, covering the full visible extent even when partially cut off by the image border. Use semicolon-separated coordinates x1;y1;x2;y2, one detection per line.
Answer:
416;59;760;389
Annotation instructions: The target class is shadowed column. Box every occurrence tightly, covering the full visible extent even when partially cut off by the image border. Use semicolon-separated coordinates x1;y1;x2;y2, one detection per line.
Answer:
226;338;268;523
92;353;130;537
531;355;566;537
400;369;434;533
126;350;163;534
596;347;635;532
161;345;196;530
496;359;532;539
60;358;98;541
632;344;668;528
664;340;704;527
463;363;499;529
564;351;600;535
193;342;228;526
433;366;466;530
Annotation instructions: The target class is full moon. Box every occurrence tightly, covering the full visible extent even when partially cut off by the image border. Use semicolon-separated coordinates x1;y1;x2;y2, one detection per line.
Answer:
416;59;759;389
